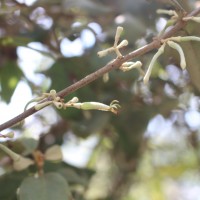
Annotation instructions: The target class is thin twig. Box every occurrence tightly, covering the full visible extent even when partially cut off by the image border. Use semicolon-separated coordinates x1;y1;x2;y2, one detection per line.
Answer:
0;7;200;132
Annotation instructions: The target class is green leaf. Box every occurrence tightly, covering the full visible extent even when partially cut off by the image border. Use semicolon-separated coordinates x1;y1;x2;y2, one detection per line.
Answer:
19;138;39;155
72;112;110;137
18;172;71;200
57;168;88;186
0;61;23;103
0;138;38;158
181;41;200;92
43;162;94;186
0;170;28;200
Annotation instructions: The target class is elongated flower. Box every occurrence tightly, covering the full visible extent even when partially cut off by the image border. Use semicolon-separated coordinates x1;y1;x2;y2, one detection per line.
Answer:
65;100;120;114
167;41;186;69
170;36;200;43
114;26;124;46
183;16;200;23
143;43;166;84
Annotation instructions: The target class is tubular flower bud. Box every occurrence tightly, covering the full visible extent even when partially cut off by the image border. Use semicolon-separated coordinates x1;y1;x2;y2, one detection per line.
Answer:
167;41;186;70
183;16;200;23
170;36;200;43
65;100;120;114
53;101;63;109
97;48;113;57
34;101;52;110
120;61;142;72
114;26;124;46
117;40;129;49
143;43;166;84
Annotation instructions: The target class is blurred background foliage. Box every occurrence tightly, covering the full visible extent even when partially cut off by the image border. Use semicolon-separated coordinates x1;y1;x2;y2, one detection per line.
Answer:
1;0;200;199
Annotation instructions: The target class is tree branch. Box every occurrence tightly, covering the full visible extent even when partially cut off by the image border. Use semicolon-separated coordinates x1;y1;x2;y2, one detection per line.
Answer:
0;7;200;132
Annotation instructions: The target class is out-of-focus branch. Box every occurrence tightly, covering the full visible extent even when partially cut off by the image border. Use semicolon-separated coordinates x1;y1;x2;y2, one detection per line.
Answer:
0;7;200;132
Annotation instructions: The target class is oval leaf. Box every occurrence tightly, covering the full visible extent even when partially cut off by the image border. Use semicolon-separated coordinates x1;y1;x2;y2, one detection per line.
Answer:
19;172;71;200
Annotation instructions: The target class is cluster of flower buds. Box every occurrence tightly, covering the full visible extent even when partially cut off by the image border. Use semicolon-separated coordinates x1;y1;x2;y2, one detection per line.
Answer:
143;9;200;84
97;26;128;58
98;26;143;79
24;90;120;115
